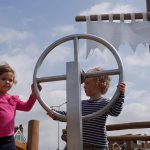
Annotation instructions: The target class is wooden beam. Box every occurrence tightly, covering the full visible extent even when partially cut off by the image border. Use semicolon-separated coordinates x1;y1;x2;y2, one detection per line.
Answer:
106;121;150;131
146;0;150;52
75;12;150;22
62;121;150;133
107;135;150;141
147;0;150;12
15;140;26;150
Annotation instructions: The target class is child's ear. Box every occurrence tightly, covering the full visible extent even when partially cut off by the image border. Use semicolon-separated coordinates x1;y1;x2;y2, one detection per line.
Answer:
96;80;101;88
100;82;107;88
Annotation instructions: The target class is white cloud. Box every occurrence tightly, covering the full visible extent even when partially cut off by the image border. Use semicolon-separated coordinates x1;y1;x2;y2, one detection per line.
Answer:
124;52;150;67
123;51;150;82
124;103;149;119
128;89;147;101
40;45;72;69
41;89;67;107
80;2;138;16
51;25;76;37
111;3;139;13
0;27;32;43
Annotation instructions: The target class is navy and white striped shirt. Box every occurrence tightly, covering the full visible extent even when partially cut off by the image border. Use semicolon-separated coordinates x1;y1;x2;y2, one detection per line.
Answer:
82;94;124;147
55;94;124;147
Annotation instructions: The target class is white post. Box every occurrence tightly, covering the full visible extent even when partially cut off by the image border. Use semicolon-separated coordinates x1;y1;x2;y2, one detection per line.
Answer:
66;36;83;150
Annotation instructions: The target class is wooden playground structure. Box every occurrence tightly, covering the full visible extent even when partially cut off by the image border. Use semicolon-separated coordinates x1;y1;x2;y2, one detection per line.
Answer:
16;120;150;150
107;121;150;150
61;121;150;150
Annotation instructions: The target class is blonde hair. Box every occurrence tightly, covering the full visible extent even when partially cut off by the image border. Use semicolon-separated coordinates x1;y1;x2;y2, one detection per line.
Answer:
0;63;17;83
87;67;110;94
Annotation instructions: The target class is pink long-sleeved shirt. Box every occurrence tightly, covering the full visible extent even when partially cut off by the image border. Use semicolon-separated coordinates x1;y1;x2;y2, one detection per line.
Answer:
0;94;36;137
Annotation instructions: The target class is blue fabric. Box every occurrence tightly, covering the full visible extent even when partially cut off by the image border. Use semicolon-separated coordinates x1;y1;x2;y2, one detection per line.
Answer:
0;136;16;150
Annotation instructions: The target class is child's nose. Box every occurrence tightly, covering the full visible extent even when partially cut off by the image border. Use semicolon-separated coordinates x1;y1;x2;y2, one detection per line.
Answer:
6;80;10;83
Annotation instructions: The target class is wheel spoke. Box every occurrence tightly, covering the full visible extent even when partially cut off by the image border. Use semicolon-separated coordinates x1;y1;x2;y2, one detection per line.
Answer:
86;69;120;78
73;36;79;62
37;74;66;83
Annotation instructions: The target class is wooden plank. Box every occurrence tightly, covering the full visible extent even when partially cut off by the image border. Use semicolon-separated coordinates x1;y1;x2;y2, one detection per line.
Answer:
75;12;150;22
106;121;150;131
147;0;150;12
15;140;26;150
146;0;150;52
107;135;150;141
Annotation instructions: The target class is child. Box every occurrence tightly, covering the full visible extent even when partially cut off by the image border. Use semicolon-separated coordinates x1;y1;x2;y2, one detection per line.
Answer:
48;67;126;150
0;63;41;150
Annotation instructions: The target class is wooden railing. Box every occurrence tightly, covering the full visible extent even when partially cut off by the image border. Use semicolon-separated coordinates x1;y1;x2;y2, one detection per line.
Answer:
15;140;26;150
61;121;150;150
107;121;150;150
16;120;150;150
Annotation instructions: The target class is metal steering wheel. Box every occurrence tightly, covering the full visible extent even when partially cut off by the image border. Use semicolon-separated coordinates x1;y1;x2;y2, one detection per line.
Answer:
33;34;124;122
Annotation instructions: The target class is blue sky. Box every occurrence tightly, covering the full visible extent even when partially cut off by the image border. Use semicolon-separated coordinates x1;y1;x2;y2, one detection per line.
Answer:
0;0;150;149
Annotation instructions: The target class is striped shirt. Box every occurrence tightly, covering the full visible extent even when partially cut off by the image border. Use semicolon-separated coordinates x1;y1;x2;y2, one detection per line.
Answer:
82;93;124;147
55;94;124;147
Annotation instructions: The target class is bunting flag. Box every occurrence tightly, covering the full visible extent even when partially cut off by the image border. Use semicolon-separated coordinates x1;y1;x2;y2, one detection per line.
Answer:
86;13;150;57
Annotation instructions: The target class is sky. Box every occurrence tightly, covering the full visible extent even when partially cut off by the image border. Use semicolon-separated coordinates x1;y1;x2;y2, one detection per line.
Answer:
0;0;150;150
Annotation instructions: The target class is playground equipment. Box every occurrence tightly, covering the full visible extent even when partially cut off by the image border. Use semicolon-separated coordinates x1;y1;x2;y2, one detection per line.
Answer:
73;1;150;149
61;121;150;150
15;120;150;150
33;34;124;150
15;120;39;150
12;1;150;150
32;2;150;150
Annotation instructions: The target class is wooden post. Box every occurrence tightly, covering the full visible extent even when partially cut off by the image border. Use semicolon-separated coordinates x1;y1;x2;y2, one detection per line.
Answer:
141;142;146;149
109;144;114;150
27;120;39;150
146;0;150;52
146;0;150;12
126;141;134;150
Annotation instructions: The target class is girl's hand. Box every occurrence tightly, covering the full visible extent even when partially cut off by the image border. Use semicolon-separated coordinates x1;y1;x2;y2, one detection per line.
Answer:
31;83;42;99
47;111;56;120
117;82;126;94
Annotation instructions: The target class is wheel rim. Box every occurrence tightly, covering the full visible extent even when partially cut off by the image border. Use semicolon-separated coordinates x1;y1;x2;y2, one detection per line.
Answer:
33;34;124;122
